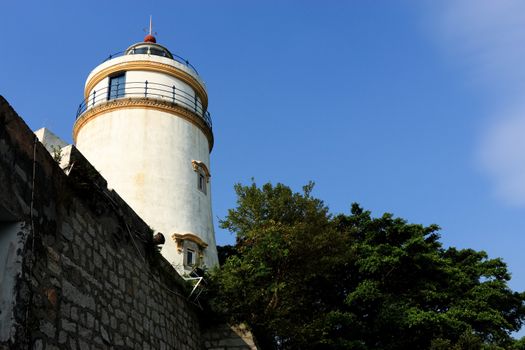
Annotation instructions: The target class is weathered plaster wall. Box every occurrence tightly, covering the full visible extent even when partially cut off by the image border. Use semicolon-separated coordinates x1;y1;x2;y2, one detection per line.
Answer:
33;128;68;155
0;96;202;349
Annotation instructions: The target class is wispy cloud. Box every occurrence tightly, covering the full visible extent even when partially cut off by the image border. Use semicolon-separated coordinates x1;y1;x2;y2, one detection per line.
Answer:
429;0;525;205
480;104;525;205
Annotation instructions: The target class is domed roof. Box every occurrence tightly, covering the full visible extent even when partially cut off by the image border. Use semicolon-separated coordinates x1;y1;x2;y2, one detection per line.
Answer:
125;41;173;59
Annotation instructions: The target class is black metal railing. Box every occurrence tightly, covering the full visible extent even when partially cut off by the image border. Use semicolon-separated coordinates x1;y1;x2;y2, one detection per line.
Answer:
103;50;200;76
76;81;212;129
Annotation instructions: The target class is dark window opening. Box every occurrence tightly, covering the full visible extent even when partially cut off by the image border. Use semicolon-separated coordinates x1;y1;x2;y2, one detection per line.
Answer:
150;48;168;57
186;249;195;266
198;173;206;194
134;47;149;54
108;73;126;100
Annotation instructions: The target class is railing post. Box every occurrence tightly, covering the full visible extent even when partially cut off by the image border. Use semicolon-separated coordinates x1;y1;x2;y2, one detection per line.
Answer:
145;80;148;97
92;90;96;107
194;94;197;113
172;85;176;104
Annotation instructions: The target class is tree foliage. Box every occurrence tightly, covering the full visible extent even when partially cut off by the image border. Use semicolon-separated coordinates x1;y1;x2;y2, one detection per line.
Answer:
207;182;525;349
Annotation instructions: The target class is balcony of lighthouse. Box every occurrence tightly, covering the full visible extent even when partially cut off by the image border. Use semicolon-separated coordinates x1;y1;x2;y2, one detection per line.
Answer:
75;42;212;130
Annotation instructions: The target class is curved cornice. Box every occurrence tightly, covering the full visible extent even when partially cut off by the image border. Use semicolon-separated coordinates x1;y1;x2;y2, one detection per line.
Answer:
73;98;214;151
191;160;211;182
172;233;209;249
84;60;208;110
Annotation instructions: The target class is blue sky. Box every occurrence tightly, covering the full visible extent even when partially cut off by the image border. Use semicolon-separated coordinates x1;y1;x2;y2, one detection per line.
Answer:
2;1;525;296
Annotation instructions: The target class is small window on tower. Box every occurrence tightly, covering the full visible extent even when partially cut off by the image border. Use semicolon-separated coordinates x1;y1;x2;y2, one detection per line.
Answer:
173;233;208;270
192;160;210;195
186;249;196;266
108;73;126;100
198;172;207;194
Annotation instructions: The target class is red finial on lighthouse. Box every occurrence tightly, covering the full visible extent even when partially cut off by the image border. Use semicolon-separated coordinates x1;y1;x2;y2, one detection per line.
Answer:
144;15;157;43
144;34;156;43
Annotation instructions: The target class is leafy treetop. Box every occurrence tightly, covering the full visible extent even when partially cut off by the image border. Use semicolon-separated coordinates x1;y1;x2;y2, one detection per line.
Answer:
207;182;525;350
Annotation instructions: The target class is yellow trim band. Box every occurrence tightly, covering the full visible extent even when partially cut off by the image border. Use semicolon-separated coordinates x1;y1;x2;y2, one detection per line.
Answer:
84;60;208;110
73;98;214;150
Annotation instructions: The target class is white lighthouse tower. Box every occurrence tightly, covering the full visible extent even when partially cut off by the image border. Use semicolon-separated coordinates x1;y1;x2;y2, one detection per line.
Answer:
73;26;218;273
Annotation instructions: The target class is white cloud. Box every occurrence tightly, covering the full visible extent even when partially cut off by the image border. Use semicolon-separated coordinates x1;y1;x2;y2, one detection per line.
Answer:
480;104;525;205
429;0;525;205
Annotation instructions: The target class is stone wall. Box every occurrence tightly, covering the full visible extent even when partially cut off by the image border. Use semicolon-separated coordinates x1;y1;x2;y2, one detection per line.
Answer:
0;96;203;349
202;324;257;350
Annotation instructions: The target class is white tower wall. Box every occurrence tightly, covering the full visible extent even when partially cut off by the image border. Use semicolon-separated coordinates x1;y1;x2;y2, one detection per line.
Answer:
73;41;218;272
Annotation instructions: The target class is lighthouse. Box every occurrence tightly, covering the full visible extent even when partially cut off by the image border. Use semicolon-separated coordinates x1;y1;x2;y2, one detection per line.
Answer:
73;27;218;273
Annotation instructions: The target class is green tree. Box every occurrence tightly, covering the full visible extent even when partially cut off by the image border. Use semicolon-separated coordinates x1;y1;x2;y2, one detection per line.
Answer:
207;182;525;349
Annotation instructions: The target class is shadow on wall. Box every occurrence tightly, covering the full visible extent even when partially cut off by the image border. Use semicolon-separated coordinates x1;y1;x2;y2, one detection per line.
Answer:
202;323;258;350
0;214;29;343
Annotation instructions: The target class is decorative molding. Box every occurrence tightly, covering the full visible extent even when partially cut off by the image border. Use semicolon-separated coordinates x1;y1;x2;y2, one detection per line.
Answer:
191;160;211;182
73;98;214;150
84;60;208;110
172;233;209;252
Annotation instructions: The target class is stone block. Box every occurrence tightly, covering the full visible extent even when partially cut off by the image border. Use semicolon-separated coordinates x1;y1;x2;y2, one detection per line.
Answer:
109;271;118;287
110;316;117;330
114;333;124;346
115;309;126;321
62;281;95;311
61;222;74;241
100;325;111;344
62;319;77;333
78;339;89;350
14;163;28;182
93;252;102;269
87;225;95;238
58;330;67;344
86;313;95;328
40;320;56;338
100;309;109;326
125;336;134;348
70;306;79;321
99;246;107;259
78;325;92;339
